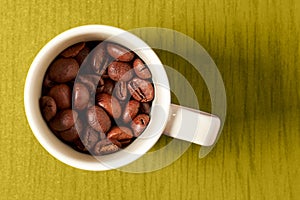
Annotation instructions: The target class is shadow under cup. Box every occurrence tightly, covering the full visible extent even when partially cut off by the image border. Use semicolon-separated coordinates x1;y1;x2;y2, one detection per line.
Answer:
24;25;171;171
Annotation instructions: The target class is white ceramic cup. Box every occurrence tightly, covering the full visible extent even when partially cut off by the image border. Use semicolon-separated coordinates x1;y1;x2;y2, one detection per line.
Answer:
24;25;221;171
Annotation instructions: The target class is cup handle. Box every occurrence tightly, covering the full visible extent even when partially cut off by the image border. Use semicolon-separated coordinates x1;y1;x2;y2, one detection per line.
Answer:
163;104;221;146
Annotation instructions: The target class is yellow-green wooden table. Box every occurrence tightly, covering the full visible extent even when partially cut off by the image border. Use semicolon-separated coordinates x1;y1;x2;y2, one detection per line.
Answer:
0;0;299;199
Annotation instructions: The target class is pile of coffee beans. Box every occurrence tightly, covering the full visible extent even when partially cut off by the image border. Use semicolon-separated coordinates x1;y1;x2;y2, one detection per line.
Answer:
39;41;154;155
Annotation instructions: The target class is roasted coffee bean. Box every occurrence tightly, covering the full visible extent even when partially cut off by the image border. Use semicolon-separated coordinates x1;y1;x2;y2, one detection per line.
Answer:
114;81;127;101
73;83;90;110
48;84;71;110
107;43;134;62
75;47;90;66
131;114;150;137
61;42;85;58
90;43;109;75
107;126;133;140
39;96;57;121
93;139;119;155
122;100;140;123
128;78;154;102
80;126;99;151
108;61;133;81
78;74;103;93
133;58;152;79
140;102;151;114
49;109;78;132
59;118;83;142
102;78;115;95
96;93;121;119
78;74;98;92
48;58;79;83
86;106;111;133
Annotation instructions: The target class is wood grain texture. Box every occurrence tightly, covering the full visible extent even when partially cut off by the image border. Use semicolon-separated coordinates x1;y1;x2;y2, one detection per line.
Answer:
0;0;299;199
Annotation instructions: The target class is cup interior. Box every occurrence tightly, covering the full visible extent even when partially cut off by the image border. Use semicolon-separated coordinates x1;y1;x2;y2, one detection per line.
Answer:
24;25;170;170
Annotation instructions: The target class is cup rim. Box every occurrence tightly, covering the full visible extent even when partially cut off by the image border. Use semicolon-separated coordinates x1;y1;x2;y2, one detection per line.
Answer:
24;25;171;171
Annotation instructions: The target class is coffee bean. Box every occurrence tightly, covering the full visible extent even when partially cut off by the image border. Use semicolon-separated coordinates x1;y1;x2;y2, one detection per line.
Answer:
90;43;109;75
48;58;79;83
114;81;128;101
102;78;115;95
59;118;83;142
75;46;90;66
108;61;133;81
48;84;71;110
107;126;133;140
80;126;99;151
128;78;154;102
73;83;90;110
61;42;85;58
78;74;103;94
78;74;98;92
93;139;119;155
39;96;57;121
96;93;121;119
86;106;111;133
122;100;140;123
133;58;152;79
131;114;150;137
49;109;78;132
107;43;134;62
